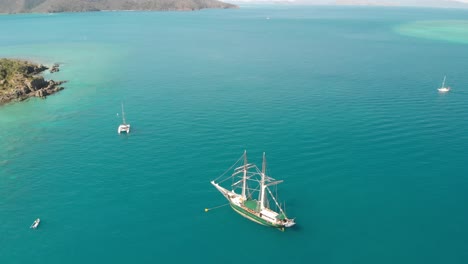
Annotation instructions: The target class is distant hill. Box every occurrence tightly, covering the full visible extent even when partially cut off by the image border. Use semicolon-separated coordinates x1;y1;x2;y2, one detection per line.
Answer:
0;0;238;13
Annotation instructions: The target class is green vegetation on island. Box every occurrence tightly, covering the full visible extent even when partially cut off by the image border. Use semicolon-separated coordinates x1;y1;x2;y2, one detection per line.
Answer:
0;0;237;13
0;59;66;105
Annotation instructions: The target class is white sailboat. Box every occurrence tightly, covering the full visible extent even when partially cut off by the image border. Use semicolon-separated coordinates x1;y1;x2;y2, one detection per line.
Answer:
211;151;295;230
438;76;451;93
118;102;130;134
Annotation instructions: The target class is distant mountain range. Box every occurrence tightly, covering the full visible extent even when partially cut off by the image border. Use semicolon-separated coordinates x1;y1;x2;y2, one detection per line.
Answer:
0;0;238;13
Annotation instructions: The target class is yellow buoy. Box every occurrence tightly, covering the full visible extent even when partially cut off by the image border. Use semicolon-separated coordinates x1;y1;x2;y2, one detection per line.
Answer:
205;208;209;212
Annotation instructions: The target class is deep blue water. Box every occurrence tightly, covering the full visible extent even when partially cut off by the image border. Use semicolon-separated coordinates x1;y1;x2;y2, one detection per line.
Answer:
1;5;468;264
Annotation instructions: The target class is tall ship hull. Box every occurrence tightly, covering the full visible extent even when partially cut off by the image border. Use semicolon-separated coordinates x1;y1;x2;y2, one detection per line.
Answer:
211;151;295;230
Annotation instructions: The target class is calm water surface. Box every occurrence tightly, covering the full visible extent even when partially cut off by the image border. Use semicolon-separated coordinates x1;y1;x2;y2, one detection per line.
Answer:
1;5;468;264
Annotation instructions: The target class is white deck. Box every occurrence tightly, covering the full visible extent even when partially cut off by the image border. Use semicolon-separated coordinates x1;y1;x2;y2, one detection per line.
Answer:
438;87;450;93
118;124;131;134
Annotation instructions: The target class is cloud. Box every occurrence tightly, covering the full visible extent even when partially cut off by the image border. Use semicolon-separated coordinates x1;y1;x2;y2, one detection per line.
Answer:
233;0;296;1
232;0;468;5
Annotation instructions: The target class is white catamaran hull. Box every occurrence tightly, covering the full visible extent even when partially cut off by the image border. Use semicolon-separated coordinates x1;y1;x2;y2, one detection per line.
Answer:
438;76;450;93
438;88;450;93
118;124;131;134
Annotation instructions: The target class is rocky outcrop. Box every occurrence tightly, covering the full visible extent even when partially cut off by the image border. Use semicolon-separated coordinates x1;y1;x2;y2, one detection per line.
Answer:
0;59;66;105
50;63;60;73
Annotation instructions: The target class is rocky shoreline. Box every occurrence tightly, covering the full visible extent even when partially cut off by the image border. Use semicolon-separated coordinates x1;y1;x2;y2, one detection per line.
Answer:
0;59;66;106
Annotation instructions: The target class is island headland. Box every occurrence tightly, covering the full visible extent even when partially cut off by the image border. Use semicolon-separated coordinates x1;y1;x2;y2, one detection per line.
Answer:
0;0;237;14
0;59;66;105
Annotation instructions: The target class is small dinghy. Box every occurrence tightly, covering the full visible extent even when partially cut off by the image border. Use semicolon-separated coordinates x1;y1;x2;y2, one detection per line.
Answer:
30;218;40;229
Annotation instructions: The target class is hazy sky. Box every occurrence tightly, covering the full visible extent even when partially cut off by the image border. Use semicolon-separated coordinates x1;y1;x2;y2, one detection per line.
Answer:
232;0;468;5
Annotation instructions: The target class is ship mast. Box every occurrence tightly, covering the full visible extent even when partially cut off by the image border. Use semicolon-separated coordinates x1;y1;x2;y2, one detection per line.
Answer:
259;152;267;210
121;102;126;125
241;150;248;199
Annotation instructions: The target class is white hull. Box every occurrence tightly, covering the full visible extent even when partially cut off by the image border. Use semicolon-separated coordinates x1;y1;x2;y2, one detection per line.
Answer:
438;76;450;93
118;124;131;134
30;218;40;229
438;87;450;93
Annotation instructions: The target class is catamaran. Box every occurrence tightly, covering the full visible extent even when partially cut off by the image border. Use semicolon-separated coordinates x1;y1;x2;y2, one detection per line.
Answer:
118;102;130;134
211;151;295;230
438;76;451;93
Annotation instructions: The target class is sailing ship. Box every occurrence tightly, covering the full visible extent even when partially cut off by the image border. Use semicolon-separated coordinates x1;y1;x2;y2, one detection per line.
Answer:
211;151;295;229
438;76;451;93
118;102;130;134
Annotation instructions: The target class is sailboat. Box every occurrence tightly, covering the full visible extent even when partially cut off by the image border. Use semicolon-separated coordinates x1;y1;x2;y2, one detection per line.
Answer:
118;102;130;134
211;151;295;230
438;76;451;93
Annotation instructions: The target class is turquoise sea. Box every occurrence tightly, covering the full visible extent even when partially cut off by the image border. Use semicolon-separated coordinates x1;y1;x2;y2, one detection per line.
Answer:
1;5;468;263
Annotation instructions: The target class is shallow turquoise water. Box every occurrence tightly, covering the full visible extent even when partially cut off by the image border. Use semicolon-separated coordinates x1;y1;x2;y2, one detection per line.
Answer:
396;20;468;44
1;6;468;264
